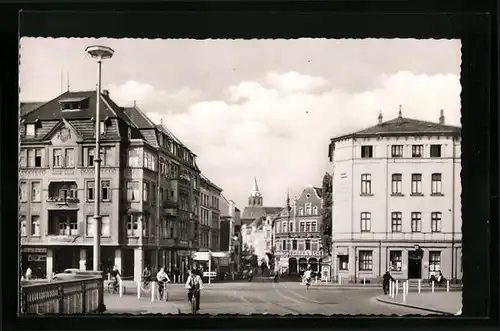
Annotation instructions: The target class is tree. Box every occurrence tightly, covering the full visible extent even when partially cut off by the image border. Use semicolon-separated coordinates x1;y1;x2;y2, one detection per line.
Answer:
320;172;333;256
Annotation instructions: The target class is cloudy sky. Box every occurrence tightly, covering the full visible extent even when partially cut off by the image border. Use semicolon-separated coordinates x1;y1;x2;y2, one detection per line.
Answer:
20;38;462;209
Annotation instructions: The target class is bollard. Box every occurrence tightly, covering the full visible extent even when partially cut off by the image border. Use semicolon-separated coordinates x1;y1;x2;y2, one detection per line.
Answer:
406;281;409;295
339;275;342;285
315;276;318;284
108;273;111;281
402;282;406;302
418;279;421;294
446;280;450;293
391;281;395;298
431;281;435;293
363;277;366;286
395;280;399;296
137;281;141;299
388;280;392;296
119;280;123;298
151;281;155;302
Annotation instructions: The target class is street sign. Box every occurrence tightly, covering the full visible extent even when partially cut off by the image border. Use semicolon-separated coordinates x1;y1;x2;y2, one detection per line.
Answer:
203;272;216;277
194;252;210;261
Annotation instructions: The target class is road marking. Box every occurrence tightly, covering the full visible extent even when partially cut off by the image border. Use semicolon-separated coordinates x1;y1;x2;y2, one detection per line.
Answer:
278;283;323;304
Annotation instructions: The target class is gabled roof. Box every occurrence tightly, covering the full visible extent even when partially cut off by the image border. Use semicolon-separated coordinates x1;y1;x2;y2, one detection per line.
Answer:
42;118;84;141
331;116;461;143
200;174;222;192
123;105;156;129
263;207;283;215
20;102;44;116
23;91;121;122
155;123;193;153
313;187;322;198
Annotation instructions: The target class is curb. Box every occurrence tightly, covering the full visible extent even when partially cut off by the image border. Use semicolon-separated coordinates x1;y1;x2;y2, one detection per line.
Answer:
375;296;454;315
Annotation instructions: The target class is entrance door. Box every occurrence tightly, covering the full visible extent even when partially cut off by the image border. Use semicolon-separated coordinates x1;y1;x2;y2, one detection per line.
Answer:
288;258;298;276
407;251;422;279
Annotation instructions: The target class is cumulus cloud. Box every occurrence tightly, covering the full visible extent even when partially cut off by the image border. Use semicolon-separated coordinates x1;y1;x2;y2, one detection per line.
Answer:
108;71;460;209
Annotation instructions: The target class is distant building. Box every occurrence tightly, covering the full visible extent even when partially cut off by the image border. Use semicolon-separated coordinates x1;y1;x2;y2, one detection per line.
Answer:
240;178;281;267
272;186;325;276
328;109;462;283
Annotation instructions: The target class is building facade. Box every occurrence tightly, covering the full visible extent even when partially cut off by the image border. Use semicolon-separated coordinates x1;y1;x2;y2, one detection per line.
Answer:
272;186;325;276
328;109;462;283
19;90;212;282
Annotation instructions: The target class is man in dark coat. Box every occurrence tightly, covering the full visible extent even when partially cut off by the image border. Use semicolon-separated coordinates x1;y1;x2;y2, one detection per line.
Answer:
382;271;395;295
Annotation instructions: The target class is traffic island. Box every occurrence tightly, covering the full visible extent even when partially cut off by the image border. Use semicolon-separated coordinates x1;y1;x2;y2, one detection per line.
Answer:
376;291;462;315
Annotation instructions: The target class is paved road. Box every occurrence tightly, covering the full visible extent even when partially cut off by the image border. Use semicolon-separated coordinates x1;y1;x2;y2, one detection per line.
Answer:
106;281;440;315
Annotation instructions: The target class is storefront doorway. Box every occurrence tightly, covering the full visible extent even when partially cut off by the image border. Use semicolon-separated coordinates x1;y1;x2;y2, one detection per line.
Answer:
408;250;423;279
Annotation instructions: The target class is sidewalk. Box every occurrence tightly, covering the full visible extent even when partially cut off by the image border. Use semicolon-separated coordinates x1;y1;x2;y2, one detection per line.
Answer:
103;293;180;314
376;291;462;315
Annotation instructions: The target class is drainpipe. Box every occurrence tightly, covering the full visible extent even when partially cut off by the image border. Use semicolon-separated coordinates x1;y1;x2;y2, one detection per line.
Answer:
451;137;456;282
378;240;382;277
156;145;161;272
350;139;354;241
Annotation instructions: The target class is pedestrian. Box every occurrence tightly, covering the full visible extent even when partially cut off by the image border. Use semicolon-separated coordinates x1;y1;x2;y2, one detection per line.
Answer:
382;270;395;295
25;265;33;280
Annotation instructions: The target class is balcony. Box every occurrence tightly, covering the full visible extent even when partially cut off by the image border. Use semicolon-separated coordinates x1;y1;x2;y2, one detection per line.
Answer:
47;210;81;243
47;181;80;209
162;199;178;209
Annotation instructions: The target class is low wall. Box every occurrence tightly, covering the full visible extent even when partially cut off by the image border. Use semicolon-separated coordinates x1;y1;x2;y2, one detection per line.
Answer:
21;276;104;314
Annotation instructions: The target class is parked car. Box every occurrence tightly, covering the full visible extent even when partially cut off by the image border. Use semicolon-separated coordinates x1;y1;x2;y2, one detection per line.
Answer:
52;268;103;281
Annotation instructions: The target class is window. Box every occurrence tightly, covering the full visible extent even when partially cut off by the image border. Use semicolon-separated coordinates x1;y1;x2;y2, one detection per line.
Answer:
431;173;442;195
86;216;108;237
282;221;287;233
31;182;41;202
27;149;43;168
101;180;111;201
87;148;95;167
359;251;373;271
127;181;140;201
299;222;305;232
431;212;442;232
391;174;402;195
65;149;75;167
311;241;318;251
299;207;304;216
360;212;371;232
313;206;318;215
20;215;27;236
390;251;402;271
429;251;441;272
20;149;26;167
292;240;297;250
128;148;140;167
20;181;28;202
361;145;373;158
391;212;402;232
430;144;442;158
297;240;304;251
127;215;140;237
361;174;372;195
411;174;422;195
143;182;149;202
101;147;113;166
53;149;64;168
87;181;95;201
305;203;312;216
289;222;294;232
31;216;40;236
26;124;35;136
151;184;156;205
100;121;106;135
391;145;403;157
339;255;349;270
411;212;422;232
143;217;149;237
58;215;78;236
311;221;317;232
305;239;311;250
412;145;423;157
305;222;311;232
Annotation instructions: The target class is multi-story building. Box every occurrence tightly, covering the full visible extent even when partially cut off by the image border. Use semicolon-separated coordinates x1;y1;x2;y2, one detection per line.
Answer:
19;90;205;282
272;186;324;276
200;175;222;252
328;109;462;283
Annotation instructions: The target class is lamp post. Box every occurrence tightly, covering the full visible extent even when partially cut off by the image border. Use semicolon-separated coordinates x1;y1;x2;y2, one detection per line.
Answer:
85;45;114;272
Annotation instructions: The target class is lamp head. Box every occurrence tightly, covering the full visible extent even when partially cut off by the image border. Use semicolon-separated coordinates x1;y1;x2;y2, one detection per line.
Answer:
85;45;114;60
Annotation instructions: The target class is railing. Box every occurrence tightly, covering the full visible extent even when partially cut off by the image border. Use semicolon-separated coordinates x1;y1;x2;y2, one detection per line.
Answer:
21;276;104;314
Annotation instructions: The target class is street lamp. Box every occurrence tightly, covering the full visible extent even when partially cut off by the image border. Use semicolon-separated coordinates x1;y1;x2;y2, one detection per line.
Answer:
85;45;114;272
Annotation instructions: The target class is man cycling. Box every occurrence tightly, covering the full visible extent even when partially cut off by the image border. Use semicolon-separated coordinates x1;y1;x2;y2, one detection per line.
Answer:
110;265;121;290
185;269;203;311
303;267;312;286
142;266;152;286
156;267;170;300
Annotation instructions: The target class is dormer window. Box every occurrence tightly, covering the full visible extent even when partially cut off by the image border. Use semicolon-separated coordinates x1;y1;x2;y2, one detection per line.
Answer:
25;124;35;136
59;97;88;112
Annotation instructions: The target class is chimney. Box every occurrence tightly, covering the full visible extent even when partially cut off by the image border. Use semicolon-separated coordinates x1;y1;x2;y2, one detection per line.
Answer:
378;111;383;125
439;109;445;125
102;89;109;97
398;104;402;118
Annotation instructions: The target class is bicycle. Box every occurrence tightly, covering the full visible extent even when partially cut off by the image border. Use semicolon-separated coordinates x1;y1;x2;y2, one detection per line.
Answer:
157;280;169;301
190;289;200;314
108;278;127;295
141;278;152;293
305;278;311;290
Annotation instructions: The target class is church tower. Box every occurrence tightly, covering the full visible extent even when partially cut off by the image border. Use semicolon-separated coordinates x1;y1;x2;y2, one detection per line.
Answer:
248;177;263;206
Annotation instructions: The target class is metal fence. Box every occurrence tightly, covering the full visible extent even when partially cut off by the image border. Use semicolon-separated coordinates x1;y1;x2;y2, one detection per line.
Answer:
21;276;104;314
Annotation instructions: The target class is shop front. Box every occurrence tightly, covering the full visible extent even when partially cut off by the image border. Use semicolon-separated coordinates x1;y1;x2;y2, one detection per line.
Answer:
21;247;47;279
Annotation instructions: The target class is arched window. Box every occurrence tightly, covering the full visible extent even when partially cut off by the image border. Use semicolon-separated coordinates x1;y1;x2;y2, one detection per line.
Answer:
313;206;318;215
299;207;304;216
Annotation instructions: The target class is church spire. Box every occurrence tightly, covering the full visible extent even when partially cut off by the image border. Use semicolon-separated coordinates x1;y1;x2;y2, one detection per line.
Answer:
248;177;263;206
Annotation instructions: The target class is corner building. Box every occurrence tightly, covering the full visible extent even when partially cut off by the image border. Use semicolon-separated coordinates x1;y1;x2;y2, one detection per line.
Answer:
328;110;462;283
19;90;202;282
